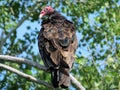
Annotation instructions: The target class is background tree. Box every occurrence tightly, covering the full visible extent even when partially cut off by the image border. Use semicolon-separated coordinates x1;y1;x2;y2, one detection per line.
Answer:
0;0;120;90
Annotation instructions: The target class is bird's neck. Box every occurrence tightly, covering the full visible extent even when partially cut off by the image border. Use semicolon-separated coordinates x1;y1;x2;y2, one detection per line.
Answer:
41;11;66;25
48;11;66;23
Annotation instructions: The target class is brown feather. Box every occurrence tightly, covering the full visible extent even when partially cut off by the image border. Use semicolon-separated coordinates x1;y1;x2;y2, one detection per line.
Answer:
38;10;78;88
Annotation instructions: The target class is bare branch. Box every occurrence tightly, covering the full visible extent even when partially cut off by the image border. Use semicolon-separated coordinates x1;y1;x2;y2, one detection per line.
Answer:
0;55;47;71
70;74;85;90
0;63;54;89
0;55;85;90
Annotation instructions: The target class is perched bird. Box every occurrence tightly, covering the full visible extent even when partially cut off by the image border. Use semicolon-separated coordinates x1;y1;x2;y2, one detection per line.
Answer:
38;6;78;88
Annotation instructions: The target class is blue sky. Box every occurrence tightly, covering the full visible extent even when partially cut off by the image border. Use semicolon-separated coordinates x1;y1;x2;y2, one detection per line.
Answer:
17;20;40;54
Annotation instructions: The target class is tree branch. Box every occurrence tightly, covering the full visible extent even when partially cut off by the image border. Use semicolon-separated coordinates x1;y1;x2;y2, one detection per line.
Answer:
0;55;85;90
0;55;47;71
70;74;85;90
0;63;54;89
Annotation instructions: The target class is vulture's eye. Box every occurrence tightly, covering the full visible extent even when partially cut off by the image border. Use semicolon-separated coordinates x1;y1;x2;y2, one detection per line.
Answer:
41;11;44;14
45;8;49;12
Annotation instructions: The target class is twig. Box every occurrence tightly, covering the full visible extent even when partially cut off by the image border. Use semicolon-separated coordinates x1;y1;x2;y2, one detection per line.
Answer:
0;63;54;89
2;0;43;44
70;74;85;90
87;47;103;76
0;55;85;89
0;30;4;54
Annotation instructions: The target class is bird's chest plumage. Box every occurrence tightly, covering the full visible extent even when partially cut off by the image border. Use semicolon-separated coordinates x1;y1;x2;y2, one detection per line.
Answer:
38;19;77;67
43;23;65;40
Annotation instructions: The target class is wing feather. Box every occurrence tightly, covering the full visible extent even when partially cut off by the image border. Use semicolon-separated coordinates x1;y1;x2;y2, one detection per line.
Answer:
38;19;78;87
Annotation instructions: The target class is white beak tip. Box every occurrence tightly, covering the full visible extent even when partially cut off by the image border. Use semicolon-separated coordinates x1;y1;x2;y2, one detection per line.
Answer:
39;14;43;18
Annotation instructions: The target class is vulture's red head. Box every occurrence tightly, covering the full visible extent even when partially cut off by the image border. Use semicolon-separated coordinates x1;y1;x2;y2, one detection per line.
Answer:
40;6;54;18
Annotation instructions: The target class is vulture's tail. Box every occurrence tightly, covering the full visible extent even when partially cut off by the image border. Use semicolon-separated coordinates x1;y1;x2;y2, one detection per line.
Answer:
51;69;60;88
51;68;70;88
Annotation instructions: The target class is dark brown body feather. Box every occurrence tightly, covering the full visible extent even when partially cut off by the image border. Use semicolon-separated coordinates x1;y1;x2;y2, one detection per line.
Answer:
38;11;78;88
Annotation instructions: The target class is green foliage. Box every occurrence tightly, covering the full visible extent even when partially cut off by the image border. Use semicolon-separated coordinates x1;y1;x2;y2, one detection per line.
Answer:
0;0;120;90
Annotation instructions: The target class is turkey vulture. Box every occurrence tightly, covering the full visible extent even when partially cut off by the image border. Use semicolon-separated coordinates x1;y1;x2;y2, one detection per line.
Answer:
38;6;78;88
